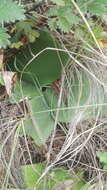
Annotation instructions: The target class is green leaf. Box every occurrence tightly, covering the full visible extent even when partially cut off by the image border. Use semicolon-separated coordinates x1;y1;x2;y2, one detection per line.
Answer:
21;164;72;189
77;0;107;14
48;18;57;31
20;96;54;145
28;30;40;43
21;163;44;188
57;14;80;32
88;3;106;14
10;79;54;145
10;79;40;103
7;30;69;86
0;72;5;85
46;7;58;17
43;87;72;122
0;28;10;48
47;6;80;32
72;180;85;190
57;16;71;33
16;20;34;33
51;0;65;6
0;0;25;23
15;20;40;42
96;151;107;164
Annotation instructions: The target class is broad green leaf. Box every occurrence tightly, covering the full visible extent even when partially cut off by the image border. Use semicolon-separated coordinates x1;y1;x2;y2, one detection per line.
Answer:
43;87;72;122
10;79;54;145
44;69;107;123
96;151;107;164
21;164;72;189
9;79;40;103
21;163;44;188
0;0;25;23
20;96;54;145
72;180;85;190
43;71;90;122
0;28;10;48
7;30;69;86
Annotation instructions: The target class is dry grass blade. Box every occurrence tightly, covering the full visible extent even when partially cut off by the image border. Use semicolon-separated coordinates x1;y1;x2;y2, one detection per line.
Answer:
0;49;4;71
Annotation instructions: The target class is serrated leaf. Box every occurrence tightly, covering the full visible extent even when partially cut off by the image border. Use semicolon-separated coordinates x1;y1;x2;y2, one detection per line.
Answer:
16;20;34;33
77;0;107;14
57;13;79;32
47;6;80;32
15;20;39;43
48;18;57;31
88;3;106;14
46;7;59;17
0;28;10;48
0;0;25;23
57;16;71;32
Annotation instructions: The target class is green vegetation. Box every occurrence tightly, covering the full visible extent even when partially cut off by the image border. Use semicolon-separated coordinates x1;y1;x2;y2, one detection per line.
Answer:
0;0;107;189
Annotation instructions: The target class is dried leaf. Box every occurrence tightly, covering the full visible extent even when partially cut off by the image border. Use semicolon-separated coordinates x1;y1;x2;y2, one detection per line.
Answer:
0;49;4;71
2;71;17;96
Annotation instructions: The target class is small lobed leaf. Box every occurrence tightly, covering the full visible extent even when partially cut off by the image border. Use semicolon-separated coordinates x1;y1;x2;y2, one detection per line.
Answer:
47;6;80;32
0;0;25;23
10;41;23;49
0;28;10;48
57;16;72;33
46;7;58;17
88;3;106;15
14;20;40;43
47;18;57;31
77;0;107;14
16;20;34;33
